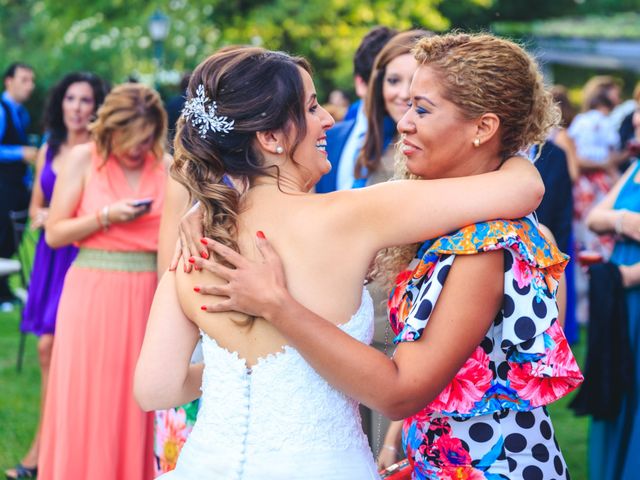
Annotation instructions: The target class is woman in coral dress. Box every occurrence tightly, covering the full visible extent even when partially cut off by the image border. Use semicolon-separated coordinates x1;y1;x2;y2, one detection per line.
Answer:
38;83;168;480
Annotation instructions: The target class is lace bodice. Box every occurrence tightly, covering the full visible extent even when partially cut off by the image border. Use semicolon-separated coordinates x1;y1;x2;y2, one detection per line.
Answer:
161;289;380;480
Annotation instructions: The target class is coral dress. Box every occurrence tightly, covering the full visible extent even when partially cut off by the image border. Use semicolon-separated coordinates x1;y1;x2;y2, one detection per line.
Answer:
38;143;166;480
389;216;583;479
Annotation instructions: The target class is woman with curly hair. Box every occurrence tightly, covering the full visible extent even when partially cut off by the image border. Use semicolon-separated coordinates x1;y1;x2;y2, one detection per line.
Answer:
185;34;583;479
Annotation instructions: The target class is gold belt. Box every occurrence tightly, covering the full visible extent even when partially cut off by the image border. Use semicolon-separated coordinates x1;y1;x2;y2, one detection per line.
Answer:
74;248;157;272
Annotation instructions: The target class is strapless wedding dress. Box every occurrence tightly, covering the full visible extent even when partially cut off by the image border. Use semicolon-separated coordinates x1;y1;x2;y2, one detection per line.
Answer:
159;289;380;480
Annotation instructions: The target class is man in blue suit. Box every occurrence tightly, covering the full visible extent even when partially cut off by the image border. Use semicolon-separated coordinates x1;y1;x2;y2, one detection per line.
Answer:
0;63;36;306
316;26;396;193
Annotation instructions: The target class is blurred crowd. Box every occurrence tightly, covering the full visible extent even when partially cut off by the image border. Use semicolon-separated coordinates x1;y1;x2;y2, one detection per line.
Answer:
1;24;639;480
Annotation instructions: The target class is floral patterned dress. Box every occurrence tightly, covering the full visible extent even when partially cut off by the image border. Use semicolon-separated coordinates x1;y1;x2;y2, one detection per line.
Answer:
154;400;200;475
389;216;583;480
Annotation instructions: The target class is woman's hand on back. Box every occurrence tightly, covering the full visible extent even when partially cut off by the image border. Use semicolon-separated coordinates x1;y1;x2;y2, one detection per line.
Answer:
190;233;289;319
169;201;205;272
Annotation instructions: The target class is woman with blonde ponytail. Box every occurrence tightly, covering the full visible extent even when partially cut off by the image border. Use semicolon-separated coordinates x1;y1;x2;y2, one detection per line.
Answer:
135;42;557;479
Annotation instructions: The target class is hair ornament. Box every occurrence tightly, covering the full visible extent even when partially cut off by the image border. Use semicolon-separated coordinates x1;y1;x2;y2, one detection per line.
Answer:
182;84;235;139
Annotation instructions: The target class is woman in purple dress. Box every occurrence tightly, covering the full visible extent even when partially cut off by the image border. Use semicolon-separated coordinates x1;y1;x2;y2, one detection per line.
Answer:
6;72;108;480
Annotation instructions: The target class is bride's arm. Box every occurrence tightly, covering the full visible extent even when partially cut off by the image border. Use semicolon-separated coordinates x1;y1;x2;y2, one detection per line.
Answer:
134;271;202;411
331;155;543;250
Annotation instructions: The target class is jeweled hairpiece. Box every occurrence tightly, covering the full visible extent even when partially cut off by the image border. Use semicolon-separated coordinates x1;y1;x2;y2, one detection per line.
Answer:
182;84;235;139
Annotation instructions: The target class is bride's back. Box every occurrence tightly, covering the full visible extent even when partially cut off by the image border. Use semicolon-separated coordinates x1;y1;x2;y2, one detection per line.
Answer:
175;187;375;366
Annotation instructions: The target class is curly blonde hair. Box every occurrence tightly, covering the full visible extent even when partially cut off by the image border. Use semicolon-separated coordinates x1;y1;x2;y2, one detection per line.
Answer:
374;32;561;288
90;83;166;165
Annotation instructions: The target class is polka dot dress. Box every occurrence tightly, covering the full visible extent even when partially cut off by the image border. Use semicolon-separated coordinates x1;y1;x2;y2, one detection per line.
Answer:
389;217;582;479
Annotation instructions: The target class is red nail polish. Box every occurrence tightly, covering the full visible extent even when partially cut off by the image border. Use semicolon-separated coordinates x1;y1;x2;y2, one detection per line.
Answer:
200;306;207;311
201;250;209;259
257;230;266;239
200;238;208;245
194;287;200;292
194;265;201;271
188;257;195;264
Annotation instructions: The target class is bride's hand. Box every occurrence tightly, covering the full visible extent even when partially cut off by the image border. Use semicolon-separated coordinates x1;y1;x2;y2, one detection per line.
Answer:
169;202;206;272
190;232;289;319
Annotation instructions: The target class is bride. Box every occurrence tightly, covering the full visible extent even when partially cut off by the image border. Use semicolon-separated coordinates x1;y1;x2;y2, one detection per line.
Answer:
134;46;543;479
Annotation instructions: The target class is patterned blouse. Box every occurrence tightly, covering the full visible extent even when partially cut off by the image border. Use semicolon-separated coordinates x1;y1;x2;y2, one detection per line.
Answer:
389;216;583;418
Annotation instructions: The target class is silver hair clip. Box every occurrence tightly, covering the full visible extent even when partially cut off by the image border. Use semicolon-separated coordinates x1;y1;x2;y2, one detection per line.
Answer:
182;84;235;139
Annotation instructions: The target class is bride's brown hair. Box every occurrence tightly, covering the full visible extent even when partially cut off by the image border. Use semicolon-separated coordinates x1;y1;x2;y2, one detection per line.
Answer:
172;47;311;261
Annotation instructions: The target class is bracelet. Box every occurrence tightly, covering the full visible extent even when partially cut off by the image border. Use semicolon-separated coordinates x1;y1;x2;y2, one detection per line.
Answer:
615;210;626;236
382;445;399;454
101;205;111;231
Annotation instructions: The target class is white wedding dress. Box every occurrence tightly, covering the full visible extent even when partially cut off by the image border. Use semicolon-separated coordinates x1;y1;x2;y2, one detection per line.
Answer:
159;289;380;480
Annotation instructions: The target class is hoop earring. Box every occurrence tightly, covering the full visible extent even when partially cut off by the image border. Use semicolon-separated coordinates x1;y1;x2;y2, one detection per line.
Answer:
473;138;480;148
275;146;284;154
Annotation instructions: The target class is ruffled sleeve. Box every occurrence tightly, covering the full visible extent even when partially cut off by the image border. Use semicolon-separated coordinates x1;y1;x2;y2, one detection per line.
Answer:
389;216;582;416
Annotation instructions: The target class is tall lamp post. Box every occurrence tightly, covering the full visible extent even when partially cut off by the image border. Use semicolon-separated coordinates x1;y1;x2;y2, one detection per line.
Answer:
148;10;170;69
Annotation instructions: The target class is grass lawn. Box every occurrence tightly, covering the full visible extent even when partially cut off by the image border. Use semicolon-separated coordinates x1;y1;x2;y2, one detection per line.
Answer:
0;302;590;478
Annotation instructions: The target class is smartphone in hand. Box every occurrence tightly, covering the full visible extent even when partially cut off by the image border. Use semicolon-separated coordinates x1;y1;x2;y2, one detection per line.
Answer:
131;198;153;214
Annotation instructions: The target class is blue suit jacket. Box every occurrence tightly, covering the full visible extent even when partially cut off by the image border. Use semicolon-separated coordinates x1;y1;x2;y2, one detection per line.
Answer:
316;115;396;193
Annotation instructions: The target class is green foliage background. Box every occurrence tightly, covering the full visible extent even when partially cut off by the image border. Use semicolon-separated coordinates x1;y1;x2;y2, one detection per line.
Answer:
1;0;639;128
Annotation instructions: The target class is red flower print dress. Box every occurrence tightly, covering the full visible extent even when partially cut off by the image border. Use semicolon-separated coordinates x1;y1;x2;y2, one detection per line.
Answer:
389;216;583;480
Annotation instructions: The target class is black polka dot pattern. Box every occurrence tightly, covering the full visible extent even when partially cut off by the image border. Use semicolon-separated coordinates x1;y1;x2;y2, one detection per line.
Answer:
505;433;527;452
414;299;432;321
532;296;547;318
516;411;536;429
395;232;562;421
403;407;569;478
523;465;544;480
503;294;515;317
437;264;451;285
469;422;494;442
393;221;570;478
514;317;537;341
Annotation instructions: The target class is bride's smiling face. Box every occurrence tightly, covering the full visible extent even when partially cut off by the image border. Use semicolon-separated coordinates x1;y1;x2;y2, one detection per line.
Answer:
288;68;335;187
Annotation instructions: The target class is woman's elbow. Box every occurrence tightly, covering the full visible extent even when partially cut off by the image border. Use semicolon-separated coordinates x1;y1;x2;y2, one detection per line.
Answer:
44;227;65;249
380;400;423;422
521;175;545;216
133;372;158;412
376;390;428;421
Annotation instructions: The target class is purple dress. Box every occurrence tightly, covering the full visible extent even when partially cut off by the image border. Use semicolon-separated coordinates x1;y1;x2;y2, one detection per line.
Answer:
21;145;78;336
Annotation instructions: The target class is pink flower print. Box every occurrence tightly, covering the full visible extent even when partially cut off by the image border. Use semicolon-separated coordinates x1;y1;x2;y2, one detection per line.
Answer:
436;435;472;466
546;322;580;374
156;408;190;473
440;466;487;479
429;347;492;413
508;361;581;407
512;257;535;289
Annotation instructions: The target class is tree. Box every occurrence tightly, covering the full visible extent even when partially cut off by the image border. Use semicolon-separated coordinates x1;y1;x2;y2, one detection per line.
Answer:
0;0;492;106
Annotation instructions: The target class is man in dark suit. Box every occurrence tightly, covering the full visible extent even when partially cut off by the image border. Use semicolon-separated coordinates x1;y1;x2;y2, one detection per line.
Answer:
533;140;579;344
316;26;396;193
0;63;36;306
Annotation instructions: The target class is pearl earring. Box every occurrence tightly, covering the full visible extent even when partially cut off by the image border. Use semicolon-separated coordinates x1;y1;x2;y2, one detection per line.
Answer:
275;146;284;154
473;138;480;148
